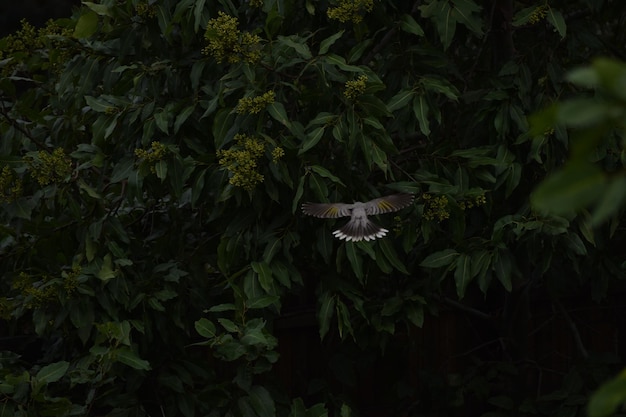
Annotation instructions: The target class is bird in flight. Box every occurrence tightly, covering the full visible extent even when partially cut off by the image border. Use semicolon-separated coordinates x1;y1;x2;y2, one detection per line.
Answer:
301;194;414;242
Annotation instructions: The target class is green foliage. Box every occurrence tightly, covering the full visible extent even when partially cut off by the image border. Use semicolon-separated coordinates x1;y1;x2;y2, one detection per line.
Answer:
1;0;625;416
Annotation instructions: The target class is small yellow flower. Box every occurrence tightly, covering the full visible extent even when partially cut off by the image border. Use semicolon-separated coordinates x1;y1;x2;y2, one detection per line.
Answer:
218;134;267;191
135;141;169;173
203;12;262;64
28;148;72;186
327;0;374;24
528;5;548;24
236;90;276;114
271;146;285;163
422;194;450;222
0;166;23;202
135;1;157;18
344;75;368;100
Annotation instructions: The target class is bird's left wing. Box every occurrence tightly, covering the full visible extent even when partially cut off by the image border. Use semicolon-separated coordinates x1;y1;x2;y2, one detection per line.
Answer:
301;202;353;218
365;194;414;215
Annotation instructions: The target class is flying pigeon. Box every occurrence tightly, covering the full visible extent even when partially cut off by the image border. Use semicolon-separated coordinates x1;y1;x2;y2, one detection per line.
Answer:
301;193;414;242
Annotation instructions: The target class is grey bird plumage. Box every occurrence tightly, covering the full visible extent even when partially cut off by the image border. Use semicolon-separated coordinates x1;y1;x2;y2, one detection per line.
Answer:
301;194;414;242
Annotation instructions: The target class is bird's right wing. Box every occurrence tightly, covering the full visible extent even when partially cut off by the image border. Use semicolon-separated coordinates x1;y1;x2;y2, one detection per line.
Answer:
301;202;352;218
365;193;414;215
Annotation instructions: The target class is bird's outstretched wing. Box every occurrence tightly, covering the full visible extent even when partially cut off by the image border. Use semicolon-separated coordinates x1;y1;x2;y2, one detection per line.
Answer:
365;193;414;215
301;202;353;218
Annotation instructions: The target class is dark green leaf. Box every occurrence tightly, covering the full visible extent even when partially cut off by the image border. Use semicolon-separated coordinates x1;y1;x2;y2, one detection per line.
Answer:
400;14;425;36
387;89;415;112
345;242;364;281
268;101;292;128
310;165;345;186
318;292;336;339
454;254;472;299
546;8;566;38
115;348;151;370
420;249;459;268
319;31;344;55
251;261;274;293
378;239;408;274
299;127;326;155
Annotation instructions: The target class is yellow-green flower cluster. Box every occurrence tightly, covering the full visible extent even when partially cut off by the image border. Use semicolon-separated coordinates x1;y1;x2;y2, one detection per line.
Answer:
327;0;374;24
0;20;41;59
28;148;72;186
0;19;72;74
217;134;266;191
135;141;169;173
271;146;285;163
61;265;81;295
203;12;262;64
11;267;80;309
0;166;23;202
422;194;450;222
236;90;276;114
459;194;487;210
344;74;368;100
12;272;57;309
0;297;14;320
528;5;548;24
135;1;157;18
250;0;264;7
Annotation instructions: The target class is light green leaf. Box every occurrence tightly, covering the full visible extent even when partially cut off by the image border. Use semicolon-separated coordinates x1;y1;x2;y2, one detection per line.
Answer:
299;127;326;155
194;318;217;338
218;318;239;333
73;11;98;38
35;361;69;385
82;2;111;16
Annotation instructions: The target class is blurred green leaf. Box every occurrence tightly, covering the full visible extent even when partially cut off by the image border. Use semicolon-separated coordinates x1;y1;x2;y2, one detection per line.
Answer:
531;161;606;215
588;370;626;417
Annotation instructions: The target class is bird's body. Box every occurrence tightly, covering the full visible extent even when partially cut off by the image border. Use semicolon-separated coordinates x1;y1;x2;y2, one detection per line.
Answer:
302;194;414;242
